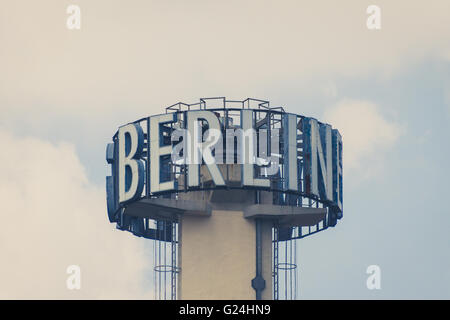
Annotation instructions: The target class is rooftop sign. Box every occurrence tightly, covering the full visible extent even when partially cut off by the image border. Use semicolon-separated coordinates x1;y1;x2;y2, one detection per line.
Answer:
106;98;343;230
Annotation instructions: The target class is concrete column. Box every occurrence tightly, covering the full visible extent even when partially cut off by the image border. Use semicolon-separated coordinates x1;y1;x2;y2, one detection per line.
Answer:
178;209;272;300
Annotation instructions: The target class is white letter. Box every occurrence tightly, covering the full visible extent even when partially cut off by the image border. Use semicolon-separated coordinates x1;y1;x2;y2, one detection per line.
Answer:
150;114;177;193
304;118;333;201
118;123;144;203
66;5;81;30
366;5;381;30
186;111;225;187
283;114;298;191
241;110;270;188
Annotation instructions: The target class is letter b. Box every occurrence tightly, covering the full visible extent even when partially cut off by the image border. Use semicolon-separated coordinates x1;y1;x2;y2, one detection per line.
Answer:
118;123;145;203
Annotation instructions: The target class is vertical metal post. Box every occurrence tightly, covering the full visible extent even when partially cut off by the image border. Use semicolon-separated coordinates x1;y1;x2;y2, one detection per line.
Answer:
273;226;279;300
252;219;265;300
171;221;176;300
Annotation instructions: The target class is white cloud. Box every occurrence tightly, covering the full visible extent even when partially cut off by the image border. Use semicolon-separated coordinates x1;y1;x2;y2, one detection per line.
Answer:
324;100;403;181
0;1;449;119
0;129;153;299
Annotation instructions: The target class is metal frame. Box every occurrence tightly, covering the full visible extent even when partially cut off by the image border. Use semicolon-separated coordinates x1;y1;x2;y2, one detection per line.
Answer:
109;98;339;240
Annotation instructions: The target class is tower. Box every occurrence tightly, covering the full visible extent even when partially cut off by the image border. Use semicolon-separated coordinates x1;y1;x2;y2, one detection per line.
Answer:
105;97;343;300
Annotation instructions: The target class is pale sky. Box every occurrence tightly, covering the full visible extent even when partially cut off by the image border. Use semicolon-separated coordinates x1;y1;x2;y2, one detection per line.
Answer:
0;0;449;299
